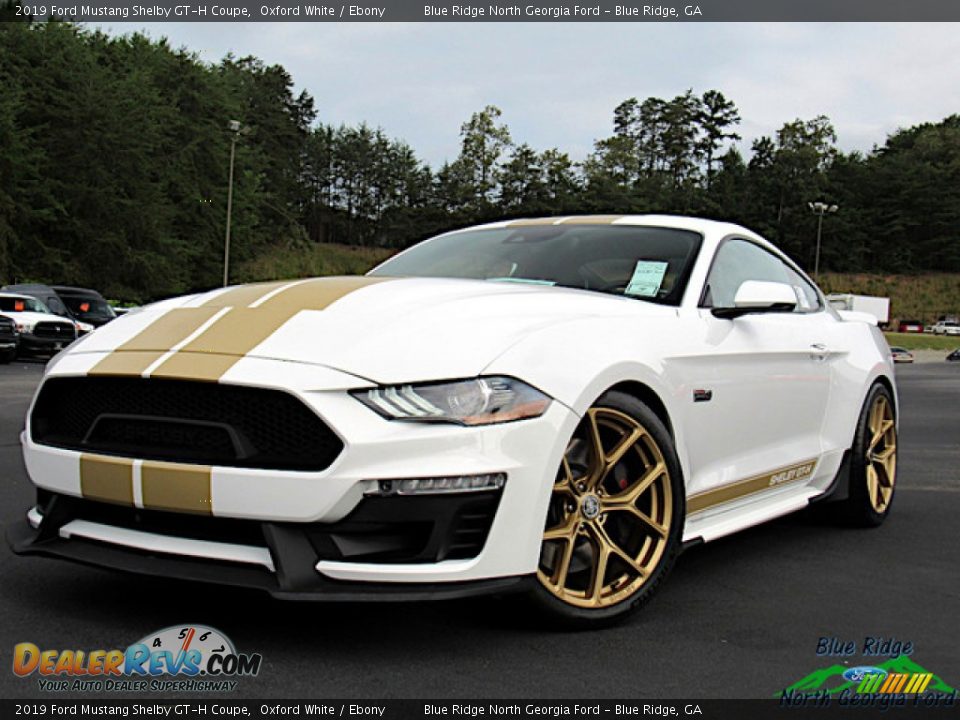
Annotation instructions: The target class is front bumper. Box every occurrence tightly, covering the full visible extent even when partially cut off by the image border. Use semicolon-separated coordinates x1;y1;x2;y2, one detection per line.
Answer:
8;490;534;601
18;356;579;592
19;334;73;356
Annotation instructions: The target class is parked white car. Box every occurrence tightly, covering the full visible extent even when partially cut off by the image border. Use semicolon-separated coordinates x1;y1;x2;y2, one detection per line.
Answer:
10;216;898;625
932;320;960;336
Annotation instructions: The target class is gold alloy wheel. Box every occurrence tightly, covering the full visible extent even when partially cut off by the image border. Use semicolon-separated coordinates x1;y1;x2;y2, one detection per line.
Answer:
537;407;673;609
865;394;897;513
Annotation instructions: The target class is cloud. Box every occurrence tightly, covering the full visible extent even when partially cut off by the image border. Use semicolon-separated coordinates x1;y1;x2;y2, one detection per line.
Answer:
95;21;960;166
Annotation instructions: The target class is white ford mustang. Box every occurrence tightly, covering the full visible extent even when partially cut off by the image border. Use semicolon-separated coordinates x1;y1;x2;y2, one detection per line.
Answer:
10;215;898;624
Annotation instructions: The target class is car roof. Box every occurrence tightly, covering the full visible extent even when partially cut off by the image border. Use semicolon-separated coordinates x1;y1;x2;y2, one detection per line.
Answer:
51;285;106;298
2;283;56;293
464;214;757;235
0;292;36;300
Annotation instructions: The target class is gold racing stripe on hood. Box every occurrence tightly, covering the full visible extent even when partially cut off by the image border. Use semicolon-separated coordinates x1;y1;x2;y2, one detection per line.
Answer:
88;306;225;376
88;276;389;381
87;280;294;377
80;454;134;506
149;275;391;381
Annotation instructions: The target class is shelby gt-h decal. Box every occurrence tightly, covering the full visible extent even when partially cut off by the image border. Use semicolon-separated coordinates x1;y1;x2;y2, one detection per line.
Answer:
686;460;817;515
10;216;899;624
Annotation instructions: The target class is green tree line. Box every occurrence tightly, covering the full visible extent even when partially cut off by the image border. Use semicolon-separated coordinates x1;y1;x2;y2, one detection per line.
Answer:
1;15;958;301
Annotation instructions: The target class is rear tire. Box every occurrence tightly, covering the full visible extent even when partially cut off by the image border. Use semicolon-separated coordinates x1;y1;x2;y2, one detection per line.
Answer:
528;391;684;627
835;383;897;527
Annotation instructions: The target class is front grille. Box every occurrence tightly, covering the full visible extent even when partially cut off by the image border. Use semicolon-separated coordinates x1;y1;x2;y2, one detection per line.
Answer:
0;317;14;340
34;321;76;340
31;377;344;471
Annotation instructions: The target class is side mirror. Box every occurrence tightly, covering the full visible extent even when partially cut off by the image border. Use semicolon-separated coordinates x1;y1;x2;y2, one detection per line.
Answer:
712;280;797;319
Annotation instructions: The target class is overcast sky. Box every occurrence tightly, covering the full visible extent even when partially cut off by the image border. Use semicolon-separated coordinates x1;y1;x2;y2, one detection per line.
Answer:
97;22;960;167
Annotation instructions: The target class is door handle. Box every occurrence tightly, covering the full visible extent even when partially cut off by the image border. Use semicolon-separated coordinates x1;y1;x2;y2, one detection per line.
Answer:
810;343;829;361
810;343;827;351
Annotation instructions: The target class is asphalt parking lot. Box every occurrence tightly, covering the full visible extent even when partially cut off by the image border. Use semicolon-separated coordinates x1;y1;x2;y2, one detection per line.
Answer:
0;360;957;699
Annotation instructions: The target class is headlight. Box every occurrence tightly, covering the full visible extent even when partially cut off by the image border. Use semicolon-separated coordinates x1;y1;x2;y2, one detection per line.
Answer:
352;376;551;426
15;320;36;334
76;321;95;333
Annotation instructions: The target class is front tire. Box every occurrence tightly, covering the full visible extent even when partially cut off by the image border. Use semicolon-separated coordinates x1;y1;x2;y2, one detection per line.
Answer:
529;391;684;627
836;383;898;527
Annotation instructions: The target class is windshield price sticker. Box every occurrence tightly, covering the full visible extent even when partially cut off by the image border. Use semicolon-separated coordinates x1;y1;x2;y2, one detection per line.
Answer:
626;260;669;297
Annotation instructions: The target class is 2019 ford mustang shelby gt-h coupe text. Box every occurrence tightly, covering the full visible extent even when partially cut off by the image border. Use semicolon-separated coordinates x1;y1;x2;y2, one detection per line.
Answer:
10;216;898;624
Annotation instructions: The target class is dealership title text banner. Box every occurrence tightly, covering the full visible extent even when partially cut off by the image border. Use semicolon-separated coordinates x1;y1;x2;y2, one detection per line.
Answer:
7;0;960;22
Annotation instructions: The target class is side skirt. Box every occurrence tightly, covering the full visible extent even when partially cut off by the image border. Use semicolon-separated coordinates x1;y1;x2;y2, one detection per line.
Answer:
681;450;853;546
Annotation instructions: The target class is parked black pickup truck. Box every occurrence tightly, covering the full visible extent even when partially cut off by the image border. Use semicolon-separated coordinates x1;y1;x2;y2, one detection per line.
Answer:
0;315;18;363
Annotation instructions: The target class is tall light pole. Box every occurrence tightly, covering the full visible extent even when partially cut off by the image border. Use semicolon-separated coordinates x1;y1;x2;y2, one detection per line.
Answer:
808;201;838;281
223;119;243;288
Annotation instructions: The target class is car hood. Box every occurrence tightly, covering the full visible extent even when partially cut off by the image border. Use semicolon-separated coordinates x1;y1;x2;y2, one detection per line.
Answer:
71;276;676;384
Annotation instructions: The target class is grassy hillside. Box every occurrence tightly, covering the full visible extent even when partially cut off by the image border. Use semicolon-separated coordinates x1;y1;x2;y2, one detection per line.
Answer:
819;272;960;324
882;332;959;350
234;243;394;283
236;244;960;325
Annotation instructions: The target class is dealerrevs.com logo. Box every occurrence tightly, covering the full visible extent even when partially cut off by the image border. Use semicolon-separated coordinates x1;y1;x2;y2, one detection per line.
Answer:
13;624;262;693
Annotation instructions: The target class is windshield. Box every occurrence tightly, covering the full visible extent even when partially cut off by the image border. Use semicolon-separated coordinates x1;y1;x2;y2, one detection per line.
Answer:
0;296;51;313
62;296;115;319
370;224;702;306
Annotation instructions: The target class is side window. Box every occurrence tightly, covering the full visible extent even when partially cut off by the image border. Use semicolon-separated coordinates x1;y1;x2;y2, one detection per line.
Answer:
782;264;822;312
45;296;67;315
702;239;821;313
702;239;788;308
